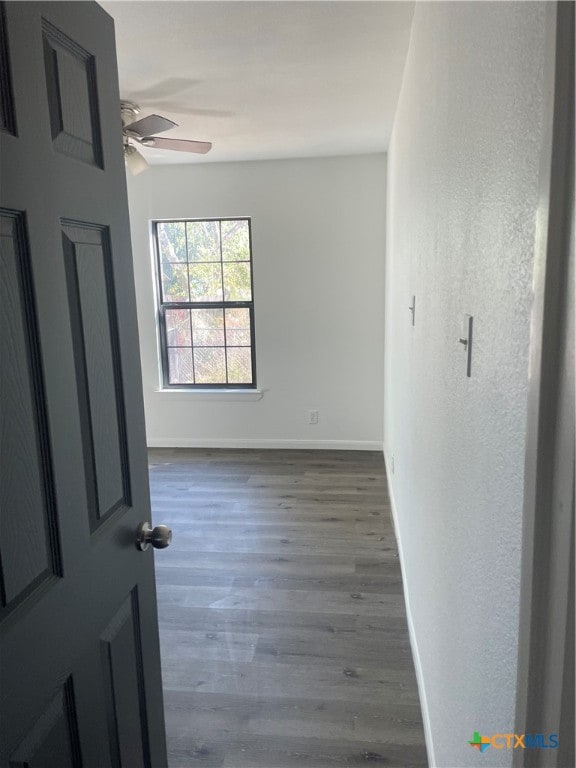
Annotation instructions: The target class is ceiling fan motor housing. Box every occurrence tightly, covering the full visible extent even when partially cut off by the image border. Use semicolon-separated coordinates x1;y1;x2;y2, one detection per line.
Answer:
120;100;140;126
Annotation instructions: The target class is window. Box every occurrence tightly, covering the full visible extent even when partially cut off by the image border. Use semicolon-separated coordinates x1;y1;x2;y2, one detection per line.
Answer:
154;218;256;388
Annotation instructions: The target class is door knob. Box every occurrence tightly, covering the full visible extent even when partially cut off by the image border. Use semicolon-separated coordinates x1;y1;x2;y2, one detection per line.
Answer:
136;522;172;551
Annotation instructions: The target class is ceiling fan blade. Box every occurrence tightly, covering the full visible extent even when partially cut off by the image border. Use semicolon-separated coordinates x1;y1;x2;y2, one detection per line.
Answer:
141;137;212;154
124;114;177;137
124;145;149;175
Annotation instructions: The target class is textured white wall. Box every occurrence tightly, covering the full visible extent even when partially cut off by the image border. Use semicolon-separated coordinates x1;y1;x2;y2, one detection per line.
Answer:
128;154;386;447
384;3;549;766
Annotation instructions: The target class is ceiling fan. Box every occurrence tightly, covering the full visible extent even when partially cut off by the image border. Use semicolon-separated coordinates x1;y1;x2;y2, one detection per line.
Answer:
121;100;212;175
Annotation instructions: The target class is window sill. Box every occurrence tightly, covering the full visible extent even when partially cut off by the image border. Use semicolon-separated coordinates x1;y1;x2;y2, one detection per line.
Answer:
152;388;265;402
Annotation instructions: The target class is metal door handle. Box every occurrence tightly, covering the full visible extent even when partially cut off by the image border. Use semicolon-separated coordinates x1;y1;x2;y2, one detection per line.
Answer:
136;522;172;551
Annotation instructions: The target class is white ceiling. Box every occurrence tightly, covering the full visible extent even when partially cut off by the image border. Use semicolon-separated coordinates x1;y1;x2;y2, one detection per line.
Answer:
102;1;414;164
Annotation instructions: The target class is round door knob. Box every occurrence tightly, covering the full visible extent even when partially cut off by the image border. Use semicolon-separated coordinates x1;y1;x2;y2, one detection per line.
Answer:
136;522;172;551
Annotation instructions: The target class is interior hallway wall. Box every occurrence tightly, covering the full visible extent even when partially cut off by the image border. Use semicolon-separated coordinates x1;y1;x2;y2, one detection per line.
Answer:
384;3;550;766
127;154;386;448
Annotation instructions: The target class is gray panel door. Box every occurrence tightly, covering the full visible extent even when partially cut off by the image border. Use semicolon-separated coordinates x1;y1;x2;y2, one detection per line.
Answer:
0;2;168;766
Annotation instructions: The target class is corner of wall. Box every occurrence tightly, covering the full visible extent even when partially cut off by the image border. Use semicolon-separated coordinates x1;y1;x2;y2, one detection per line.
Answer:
383;449;436;768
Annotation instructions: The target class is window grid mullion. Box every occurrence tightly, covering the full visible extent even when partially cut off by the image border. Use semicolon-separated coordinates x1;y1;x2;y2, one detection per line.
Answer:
183;222;195;383
219;220;229;384
190;308;199;385
156;225;169;387
162;301;252;310
249;304;256;385
160;304;169;388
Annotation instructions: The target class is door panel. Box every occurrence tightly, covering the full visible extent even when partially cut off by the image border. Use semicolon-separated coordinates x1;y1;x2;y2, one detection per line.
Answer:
62;221;131;527
101;591;150;768
0;210;61;615
9;680;82;768
0;3;168;766
42;18;103;167
0;3;15;135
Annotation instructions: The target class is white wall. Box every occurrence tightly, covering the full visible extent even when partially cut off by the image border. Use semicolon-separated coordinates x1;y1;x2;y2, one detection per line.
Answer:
384;3;550;767
128;154;386;448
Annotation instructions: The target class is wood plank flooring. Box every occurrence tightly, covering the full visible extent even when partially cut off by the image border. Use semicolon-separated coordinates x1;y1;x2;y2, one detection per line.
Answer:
148;449;427;768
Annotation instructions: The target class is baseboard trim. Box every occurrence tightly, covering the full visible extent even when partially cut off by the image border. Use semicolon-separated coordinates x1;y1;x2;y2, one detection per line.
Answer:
384;450;436;768
147;438;384;451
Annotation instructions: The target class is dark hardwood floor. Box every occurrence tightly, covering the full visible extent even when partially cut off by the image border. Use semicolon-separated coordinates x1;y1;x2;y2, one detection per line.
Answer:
148;449;427;768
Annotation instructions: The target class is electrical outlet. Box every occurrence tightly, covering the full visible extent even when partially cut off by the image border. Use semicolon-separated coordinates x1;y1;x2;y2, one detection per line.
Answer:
391;455;395;474
308;409;319;425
